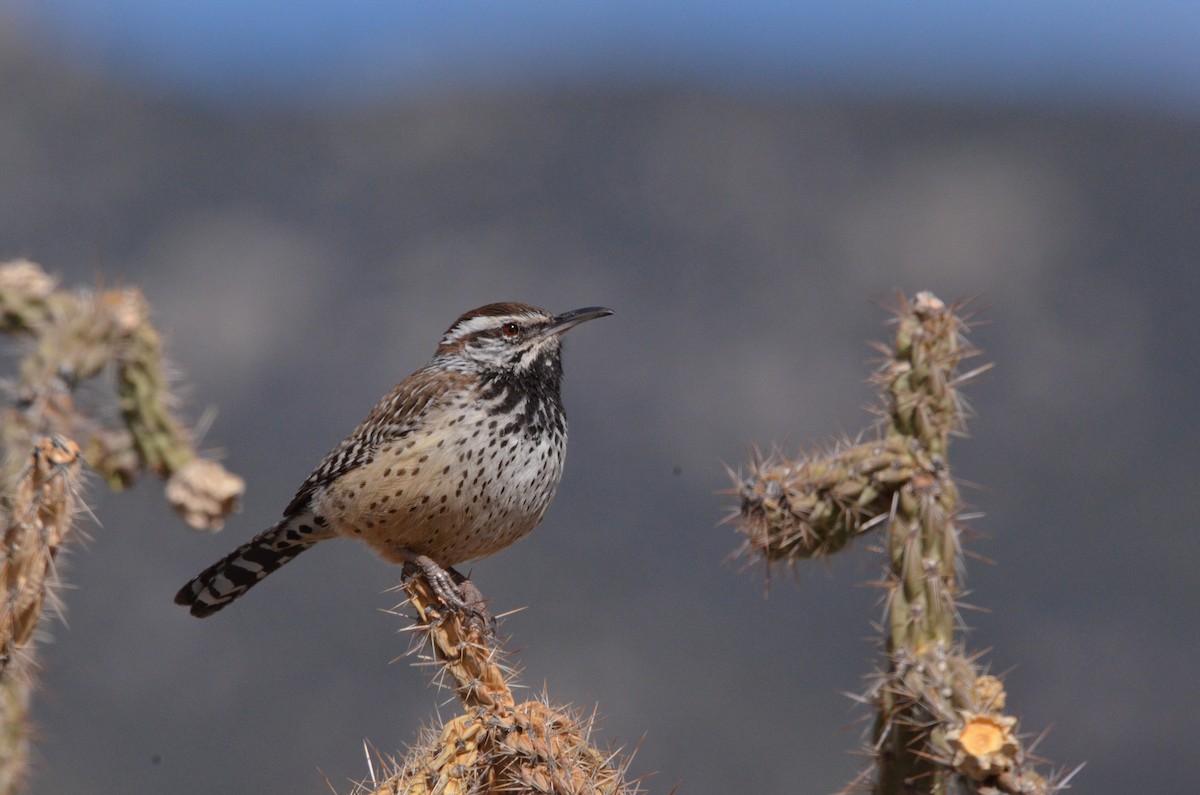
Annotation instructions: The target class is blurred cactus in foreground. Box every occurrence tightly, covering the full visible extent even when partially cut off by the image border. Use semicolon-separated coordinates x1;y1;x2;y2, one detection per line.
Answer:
729;292;1075;795
352;576;640;795
0;260;244;794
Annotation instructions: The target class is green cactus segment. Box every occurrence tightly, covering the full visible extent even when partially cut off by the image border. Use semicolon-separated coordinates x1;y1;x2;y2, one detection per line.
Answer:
114;310;197;479
873;294;972;795
735;437;918;563
880;296;968;645
1;265;199;487
730;292;1057;795
20;295;114;390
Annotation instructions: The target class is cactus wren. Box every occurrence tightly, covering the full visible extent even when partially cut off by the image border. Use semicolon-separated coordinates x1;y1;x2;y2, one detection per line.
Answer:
175;302;612;618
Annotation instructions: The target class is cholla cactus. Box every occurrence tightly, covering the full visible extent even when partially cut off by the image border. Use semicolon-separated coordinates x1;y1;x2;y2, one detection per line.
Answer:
353;575;640;795
0;259;244;794
729;292;1071;795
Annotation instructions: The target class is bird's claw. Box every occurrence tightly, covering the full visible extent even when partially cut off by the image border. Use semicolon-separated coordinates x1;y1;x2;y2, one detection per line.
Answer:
406;557;496;637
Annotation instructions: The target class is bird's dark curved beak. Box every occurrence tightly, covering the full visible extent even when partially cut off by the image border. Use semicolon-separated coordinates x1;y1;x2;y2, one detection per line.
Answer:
542;306;614;337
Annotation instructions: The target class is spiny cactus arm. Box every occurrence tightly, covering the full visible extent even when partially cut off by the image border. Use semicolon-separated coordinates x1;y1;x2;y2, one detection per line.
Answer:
353;578;641;795
732;436;919;566
869;294;1058;795
401;574;515;712
0;436;82;668
0;259;244;529
0;436;82;793
0;259;246;794
728;291;1066;795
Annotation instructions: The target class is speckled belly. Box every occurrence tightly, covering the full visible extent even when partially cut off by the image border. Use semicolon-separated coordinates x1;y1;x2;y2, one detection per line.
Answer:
317;409;565;566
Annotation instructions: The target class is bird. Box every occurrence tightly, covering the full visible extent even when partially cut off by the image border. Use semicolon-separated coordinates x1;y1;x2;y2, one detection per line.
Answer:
175;302;612;619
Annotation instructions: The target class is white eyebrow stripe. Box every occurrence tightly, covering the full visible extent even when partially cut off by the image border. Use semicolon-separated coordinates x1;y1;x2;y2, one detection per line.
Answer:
443;314;527;343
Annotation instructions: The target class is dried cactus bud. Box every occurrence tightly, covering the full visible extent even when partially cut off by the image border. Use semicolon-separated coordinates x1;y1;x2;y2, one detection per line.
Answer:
165;458;244;531
0;259;57;334
99;287;149;336
0;260;56;300
971;674;1007;712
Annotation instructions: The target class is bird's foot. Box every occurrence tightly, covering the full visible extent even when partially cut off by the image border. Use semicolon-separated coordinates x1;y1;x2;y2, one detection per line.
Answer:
405;556;495;637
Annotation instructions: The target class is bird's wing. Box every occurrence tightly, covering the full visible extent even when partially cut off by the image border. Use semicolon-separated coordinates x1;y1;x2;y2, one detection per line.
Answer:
283;367;470;517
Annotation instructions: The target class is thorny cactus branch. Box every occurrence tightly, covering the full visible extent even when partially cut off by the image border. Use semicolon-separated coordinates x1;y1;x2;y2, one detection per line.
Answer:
0;437;81;670
0;437;81;794
1;260;244;523
401;574;514;713
730;436;918;565
352;577;640;795
0;259;245;794
729;291;1069;795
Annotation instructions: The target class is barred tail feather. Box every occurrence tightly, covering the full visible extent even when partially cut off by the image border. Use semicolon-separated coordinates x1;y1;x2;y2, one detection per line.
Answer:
175;515;331;618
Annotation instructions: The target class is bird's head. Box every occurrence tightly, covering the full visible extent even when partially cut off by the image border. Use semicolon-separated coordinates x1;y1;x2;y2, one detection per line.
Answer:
434;302;612;376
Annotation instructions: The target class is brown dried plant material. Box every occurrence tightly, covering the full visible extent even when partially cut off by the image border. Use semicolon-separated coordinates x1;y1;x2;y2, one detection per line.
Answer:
970;674;1007;712
399;574;513;712
0;437;81;669
1;436;82;792
166;459;245;532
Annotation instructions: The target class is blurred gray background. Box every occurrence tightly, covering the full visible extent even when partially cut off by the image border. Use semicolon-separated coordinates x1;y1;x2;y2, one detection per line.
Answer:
2;3;1198;793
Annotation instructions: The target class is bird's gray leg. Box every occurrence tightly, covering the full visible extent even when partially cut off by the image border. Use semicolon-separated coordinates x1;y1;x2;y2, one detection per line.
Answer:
404;555;494;634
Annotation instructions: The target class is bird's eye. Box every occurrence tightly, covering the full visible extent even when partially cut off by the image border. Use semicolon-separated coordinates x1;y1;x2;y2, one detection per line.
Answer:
501;322;520;338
